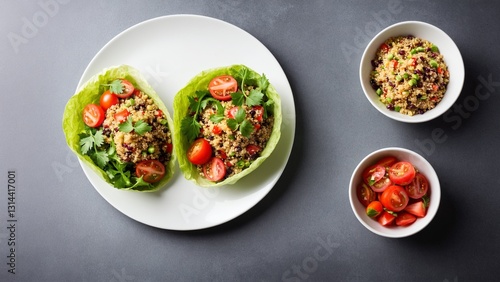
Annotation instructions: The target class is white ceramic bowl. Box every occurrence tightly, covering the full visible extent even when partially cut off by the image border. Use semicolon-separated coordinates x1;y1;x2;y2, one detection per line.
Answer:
359;21;464;123
349;147;441;238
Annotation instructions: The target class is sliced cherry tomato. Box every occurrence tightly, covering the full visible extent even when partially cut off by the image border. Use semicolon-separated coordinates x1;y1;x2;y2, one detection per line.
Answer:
380;43;390;53
187;138;212;165
409;57;417;66
99;90;119;110
395;211;417;226
366;201;383;218
203;157;226;182
246;144;261;156
114;79;135;98
114;109;130;123
135;160;165;183
362;165;386;186
82;104;105;128
371;176;392;193
388;161;416;185
391;60;398;68
212;125;222;135
404;201;427;217
378;211;396;226
208;75;238;101
155;109;163;117
376;156;398;170
380;185;409;212
218;150;227;160
253;105;264;122
357;183;376;207
405;172;429;199
254;123;261;131
227;106;239;119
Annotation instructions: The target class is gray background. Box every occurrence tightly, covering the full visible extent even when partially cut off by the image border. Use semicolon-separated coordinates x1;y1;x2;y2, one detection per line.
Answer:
1;0;499;281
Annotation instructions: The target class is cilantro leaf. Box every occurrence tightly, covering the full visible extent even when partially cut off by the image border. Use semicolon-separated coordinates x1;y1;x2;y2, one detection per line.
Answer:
235;107;246;123
240;120;254;138
257;74;269;91
108;79;123;94
231;91;244;106
79;135;94;155
246;89;264;107
134;120;152;136
119;117;134;133
119;117;152;135
226;118;238;131
181;116;201;142
210;114;225;123
94;150;109;169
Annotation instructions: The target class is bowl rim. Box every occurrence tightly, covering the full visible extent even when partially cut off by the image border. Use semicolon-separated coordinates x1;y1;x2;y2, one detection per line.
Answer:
359;20;465;123
349;147;441;238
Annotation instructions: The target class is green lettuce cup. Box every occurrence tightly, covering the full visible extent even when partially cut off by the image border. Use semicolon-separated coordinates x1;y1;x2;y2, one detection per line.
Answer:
62;65;175;192
173;65;282;187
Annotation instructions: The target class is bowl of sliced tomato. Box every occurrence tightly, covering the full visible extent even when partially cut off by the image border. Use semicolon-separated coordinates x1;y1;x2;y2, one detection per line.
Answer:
349;147;441;238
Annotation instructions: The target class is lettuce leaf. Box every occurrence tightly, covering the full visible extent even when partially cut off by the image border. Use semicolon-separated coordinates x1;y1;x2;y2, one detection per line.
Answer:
62;65;175;192
173;65;282;187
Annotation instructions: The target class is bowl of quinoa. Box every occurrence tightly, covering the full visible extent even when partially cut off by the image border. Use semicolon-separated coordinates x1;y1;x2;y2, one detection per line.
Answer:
360;21;464;123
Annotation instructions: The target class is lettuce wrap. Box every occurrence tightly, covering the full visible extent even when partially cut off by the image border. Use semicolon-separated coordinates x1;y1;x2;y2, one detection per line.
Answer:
62;65;175;192
173;65;282;187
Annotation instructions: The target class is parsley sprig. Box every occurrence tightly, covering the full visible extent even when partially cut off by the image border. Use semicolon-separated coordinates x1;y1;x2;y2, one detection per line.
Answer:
79;127;152;189
104;79;125;94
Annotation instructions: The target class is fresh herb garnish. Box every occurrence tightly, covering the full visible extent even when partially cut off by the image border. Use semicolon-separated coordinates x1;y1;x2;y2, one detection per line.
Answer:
119;116;152;136
226;107;254;138
105;79;124;94
79;127;153;189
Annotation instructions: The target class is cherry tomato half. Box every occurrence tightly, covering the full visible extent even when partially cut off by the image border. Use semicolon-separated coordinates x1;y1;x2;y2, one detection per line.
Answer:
366;201;383;218
135;160;165;183
376;156;398;170
203;157;226;182
378;211;396;226
114;109;130;123
114;79;135;98
371;176;392;193
395;211;417;226
388;161;416;185
253;105;264;122
99;90;119;110
380;185;409;212
187;138;212;165
362;165;386;186
405;172;429;199
357;183;376;207
209;75;238;101
82;104;105;128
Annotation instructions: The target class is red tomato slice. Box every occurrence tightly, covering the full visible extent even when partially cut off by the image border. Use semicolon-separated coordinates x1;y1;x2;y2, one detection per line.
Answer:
227;106;239;119
357;183;376;207
404;201;427;217
114;109;130;123
99;90;119;110
209;75;238;101
82;104;105;128
246;144;261;156
395;211;417;226
135;160;165;183
366;201;383;218
203;157;226;182
380;43;390;53
362;165;386;186
370;176;392;193
405;172;429;199
187;138;212;165
378;211;396;226
212;125;222;135
376;156;398;169
388;161;416;185
380;185;409;212
114;79;135;98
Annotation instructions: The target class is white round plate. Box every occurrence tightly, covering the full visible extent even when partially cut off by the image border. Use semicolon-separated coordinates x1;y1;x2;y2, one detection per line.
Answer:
77;15;295;230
